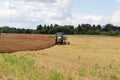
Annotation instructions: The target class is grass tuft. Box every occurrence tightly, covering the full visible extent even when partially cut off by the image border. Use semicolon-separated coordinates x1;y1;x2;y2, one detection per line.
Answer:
48;71;61;80
110;74;118;80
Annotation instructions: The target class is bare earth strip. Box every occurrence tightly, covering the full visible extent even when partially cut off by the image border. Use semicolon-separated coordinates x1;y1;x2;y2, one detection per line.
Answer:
0;34;55;53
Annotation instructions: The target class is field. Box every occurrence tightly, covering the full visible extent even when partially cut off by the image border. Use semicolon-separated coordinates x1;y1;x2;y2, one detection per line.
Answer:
0;35;120;80
0;34;54;53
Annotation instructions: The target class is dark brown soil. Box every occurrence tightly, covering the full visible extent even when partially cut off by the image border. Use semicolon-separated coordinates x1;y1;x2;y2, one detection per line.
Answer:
0;34;55;53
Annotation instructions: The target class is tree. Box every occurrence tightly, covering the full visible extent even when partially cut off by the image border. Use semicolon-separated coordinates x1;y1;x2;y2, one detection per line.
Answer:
104;24;114;31
96;24;101;30
80;24;92;34
92;24;96;30
37;24;42;30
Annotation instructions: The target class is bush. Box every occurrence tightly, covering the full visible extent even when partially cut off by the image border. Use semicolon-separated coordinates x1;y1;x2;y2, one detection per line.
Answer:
95;29;101;35
107;30;119;36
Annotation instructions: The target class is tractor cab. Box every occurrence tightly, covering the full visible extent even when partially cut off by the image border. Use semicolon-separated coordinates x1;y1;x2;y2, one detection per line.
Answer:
55;32;64;44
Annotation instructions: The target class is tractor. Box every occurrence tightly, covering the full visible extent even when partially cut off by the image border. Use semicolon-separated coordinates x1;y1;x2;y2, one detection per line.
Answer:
55;32;70;45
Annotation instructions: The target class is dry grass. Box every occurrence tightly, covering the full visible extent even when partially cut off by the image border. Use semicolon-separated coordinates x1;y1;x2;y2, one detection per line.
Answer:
0;35;120;80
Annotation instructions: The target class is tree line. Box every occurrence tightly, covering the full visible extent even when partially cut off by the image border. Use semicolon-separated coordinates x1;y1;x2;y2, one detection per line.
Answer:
0;24;120;36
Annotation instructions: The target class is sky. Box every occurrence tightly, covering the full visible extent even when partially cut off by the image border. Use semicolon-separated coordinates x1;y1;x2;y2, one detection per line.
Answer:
0;0;120;29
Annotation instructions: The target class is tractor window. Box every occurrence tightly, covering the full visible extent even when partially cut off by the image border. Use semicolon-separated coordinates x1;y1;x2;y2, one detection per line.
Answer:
56;32;64;38
57;34;62;37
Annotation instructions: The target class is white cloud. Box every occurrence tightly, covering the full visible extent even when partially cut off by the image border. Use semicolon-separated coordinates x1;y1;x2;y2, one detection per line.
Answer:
0;0;72;29
117;0;120;2
72;13;103;26
19;0;56;3
111;11;120;25
1;0;120;29
72;12;120;27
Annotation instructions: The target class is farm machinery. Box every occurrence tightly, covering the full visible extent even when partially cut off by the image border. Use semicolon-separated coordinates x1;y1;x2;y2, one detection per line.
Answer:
55;32;70;45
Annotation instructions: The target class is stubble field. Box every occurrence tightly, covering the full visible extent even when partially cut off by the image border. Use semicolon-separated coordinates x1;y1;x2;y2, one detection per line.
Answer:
0;35;120;80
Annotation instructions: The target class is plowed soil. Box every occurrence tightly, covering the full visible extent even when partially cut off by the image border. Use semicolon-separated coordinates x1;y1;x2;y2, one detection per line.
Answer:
0;34;55;53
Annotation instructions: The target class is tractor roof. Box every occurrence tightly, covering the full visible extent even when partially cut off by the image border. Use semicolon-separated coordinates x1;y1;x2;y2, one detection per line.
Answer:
56;32;64;34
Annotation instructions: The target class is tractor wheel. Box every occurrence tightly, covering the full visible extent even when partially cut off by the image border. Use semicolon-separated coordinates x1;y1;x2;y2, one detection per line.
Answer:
67;42;70;45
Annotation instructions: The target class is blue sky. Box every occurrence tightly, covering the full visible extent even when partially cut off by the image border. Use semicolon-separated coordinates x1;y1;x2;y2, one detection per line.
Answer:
0;0;120;29
72;0;120;26
73;0;119;15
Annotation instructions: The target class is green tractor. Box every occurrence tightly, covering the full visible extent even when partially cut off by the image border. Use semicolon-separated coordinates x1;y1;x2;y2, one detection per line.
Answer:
55;32;70;45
